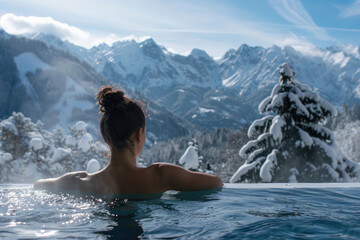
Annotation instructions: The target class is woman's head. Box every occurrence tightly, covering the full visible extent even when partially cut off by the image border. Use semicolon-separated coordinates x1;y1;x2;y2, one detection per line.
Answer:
96;86;146;153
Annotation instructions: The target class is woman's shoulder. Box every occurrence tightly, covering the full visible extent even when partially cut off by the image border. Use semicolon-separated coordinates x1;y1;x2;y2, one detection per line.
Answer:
147;162;223;191
34;171;89;191
148;162;181;169
147;163;184;174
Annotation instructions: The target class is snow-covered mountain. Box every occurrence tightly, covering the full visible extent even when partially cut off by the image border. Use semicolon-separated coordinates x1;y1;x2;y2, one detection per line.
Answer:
0;34;191;140
29;33;257;129
30;33;360;130
220;44;360;106
0;35;106;129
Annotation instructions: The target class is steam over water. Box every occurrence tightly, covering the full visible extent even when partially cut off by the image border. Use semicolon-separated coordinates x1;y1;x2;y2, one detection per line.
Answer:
1;184;360;239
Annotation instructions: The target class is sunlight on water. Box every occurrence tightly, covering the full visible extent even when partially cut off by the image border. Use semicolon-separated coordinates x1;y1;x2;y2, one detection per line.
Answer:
1;184;360;239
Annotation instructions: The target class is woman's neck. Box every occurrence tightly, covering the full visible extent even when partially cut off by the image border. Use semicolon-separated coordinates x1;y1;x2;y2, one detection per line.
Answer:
108;147;137;167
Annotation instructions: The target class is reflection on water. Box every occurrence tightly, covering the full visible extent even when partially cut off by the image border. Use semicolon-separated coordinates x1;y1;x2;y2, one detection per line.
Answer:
1;184;360;239
95;198;145;239
95;214;143;240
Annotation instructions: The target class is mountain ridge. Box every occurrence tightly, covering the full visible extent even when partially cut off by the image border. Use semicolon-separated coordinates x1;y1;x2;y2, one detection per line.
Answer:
12;31;360;130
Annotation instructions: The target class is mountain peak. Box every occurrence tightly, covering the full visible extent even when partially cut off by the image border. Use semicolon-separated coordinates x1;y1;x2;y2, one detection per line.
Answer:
223;48;236;59
141;38;158;47
270;45;281;51
190;48;211;59
95;42;110;50
140;38;164;59
237;43;249;50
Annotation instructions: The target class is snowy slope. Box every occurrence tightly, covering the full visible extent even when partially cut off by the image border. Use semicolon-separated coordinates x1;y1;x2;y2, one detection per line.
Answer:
0;34;192;141
45;77;94;127
14;52;51;106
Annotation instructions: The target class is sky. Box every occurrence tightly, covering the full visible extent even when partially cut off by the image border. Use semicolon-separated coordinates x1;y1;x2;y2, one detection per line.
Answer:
0;0;359;57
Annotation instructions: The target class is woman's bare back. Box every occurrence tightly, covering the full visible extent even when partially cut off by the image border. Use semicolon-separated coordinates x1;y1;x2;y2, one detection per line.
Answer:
34;163;223;194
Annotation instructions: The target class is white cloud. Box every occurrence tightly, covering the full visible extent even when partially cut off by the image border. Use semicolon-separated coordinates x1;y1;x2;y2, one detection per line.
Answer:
268;0;335;42
0;13;150;48
0;13;89;41
279;34;323;56
339;0;360;18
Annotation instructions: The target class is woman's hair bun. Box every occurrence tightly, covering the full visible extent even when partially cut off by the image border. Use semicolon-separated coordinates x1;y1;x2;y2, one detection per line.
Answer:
96;86;128;114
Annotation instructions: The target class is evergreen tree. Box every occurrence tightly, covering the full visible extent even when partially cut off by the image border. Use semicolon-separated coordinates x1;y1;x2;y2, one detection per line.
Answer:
0;112;37;158
23;137;53;179
231;63;360;183
0;112;54;182
179;139;200;171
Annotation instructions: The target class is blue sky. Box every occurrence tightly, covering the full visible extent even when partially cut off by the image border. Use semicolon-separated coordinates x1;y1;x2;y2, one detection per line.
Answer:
0;0;359;57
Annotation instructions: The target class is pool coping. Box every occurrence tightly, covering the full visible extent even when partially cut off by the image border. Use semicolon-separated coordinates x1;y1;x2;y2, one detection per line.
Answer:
224;182;360;188
2;183;360;190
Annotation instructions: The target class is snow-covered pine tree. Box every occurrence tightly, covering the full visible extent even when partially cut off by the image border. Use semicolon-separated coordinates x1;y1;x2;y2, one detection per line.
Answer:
23;137;53;180
0;112;37;159
179;139;200;171
230;63;360;183
0;112;55;182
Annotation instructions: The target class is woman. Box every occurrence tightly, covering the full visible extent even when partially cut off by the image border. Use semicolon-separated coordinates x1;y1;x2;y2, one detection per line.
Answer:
34;86;223;194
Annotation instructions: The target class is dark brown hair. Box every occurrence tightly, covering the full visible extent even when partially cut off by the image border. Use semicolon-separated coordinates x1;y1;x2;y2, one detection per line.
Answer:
96;86;146;150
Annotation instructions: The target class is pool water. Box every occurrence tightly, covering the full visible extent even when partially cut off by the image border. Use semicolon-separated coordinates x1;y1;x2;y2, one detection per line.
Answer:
1;184;360;239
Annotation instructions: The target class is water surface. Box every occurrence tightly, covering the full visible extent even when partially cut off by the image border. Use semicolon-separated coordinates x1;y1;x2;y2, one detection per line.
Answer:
1;184;360;239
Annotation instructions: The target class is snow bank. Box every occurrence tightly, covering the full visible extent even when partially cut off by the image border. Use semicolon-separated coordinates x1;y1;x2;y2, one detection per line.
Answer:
65;136;77;147
86;159;101;173
52;148;72;162
94;142;109;153
0;120;18;135
78;133;93;152
29;138;43;151
288;168;299;183
179;146;199;170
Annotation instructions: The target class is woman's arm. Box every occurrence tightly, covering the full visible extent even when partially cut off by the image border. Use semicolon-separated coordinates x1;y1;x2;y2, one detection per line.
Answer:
33;171;88;192
155;163;223;192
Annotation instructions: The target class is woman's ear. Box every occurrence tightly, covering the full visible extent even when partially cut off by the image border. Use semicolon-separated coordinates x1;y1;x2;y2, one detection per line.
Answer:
135;128;143;143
